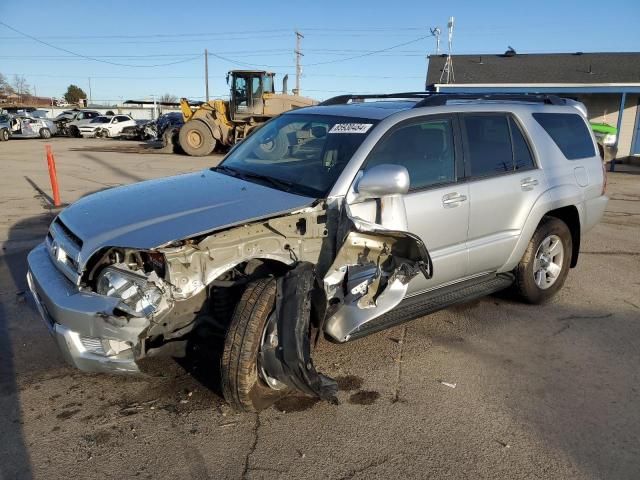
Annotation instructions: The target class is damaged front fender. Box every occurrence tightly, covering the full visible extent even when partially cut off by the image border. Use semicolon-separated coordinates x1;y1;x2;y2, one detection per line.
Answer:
261;263;338;402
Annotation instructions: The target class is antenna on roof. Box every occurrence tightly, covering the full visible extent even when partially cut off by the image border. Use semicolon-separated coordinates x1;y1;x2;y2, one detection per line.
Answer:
439;16;455;84
430;27;441;54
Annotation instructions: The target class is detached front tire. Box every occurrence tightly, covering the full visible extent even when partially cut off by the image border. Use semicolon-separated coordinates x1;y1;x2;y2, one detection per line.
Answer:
513;216;572;304
221;278;289;412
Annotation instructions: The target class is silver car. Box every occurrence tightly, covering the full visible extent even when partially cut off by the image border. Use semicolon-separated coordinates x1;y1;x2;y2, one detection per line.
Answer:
4;113;57;139
0;114;10;141
27;93;608;411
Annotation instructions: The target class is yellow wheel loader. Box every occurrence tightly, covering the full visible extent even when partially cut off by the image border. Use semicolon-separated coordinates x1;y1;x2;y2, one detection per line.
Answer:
179;70;317;156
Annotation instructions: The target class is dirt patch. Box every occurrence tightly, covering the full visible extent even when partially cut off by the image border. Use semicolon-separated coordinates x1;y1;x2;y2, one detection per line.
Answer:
335;375;364;391
273;396;319;413
348;391;380;406
56;409;81;420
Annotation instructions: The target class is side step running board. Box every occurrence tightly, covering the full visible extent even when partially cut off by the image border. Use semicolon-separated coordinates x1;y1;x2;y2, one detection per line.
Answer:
346;273;514;341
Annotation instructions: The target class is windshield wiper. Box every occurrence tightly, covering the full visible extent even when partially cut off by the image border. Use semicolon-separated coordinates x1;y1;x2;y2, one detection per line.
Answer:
214;165;240;177
232;170;295;192
214;165;318;197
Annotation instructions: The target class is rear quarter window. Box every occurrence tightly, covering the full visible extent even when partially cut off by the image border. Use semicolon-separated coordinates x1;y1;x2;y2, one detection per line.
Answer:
532;113;596;160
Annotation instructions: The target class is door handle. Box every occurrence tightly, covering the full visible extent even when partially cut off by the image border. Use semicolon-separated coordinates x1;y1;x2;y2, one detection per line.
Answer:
442;192;467;208
520;177;539;190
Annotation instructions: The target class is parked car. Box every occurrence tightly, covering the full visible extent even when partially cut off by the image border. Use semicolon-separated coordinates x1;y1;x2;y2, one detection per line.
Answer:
91;114;137;138
120;119;153;140
27;93;607;412
0;114;10;141
591;122;618;163
5;113;57;139
77;116;112;138
55;110;101;137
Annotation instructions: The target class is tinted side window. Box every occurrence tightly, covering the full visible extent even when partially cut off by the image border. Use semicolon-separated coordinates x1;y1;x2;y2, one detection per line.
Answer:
365;118;456;189
533;113;596;160
509;117;535;170
116;116;130;122
463;115;513;177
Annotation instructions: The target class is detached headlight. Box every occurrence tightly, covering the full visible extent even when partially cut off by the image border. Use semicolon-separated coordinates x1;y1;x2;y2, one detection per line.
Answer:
97;267;163;317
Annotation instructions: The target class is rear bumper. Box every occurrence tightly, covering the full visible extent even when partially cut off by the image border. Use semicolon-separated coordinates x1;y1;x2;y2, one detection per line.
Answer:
26;243;144;374
583;195;609;233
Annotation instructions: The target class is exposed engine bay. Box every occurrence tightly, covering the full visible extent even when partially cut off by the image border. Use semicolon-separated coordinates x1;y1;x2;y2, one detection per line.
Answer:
81;199;431;401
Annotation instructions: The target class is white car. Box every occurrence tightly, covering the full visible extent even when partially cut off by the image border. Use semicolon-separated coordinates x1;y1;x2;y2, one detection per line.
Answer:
78;115;136;138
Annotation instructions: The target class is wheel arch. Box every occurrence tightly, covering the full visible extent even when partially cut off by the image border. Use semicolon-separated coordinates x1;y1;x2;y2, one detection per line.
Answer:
500;185;585;272
544;205;581;268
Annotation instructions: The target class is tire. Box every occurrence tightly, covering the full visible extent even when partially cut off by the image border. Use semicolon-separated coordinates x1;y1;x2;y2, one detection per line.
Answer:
221;278;289;412
70;126;81;138
512;216;572;304
254;130;288;160
39;128;51;139
0;129;8;141
179;121;216;156
102;129;109;138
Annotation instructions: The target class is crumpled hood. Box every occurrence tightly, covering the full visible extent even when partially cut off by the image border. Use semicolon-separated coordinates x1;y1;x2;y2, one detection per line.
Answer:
59;169;315;267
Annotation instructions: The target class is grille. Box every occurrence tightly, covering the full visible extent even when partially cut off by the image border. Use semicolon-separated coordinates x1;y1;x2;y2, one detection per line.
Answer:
47;218;83;285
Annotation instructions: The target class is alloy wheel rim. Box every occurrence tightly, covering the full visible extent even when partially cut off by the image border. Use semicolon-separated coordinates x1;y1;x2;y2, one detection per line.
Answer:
533;234;564;290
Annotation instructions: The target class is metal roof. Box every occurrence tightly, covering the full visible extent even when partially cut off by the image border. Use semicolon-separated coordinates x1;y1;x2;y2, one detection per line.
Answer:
426;52;640;86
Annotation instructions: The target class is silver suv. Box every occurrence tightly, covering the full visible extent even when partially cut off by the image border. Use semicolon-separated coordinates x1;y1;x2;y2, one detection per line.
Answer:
27;93;608;411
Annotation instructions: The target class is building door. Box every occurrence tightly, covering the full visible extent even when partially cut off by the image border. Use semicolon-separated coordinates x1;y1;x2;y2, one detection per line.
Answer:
632;99;640;156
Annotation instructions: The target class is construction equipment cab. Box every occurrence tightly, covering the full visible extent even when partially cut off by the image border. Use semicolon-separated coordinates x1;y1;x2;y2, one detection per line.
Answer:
178;70;316;156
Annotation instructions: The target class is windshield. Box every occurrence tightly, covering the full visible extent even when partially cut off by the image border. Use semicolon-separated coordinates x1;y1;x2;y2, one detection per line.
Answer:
0;114;9;123
91;117;110;123
217;114;378;197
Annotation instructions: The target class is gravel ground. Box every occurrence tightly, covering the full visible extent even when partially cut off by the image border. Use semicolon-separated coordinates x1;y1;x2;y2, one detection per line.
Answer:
1;138;639;479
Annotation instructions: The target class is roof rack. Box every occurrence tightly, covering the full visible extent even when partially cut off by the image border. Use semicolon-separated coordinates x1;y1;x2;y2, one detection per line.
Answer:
319;92;566;108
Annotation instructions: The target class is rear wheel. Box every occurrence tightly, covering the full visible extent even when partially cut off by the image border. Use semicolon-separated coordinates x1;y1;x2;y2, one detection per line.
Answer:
179;121;216;156
39;128;51;139
221;278;290;412
0;129;8;141
512;217;572;304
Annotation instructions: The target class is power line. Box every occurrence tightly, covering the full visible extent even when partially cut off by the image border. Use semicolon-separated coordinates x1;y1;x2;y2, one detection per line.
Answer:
0;21;202;67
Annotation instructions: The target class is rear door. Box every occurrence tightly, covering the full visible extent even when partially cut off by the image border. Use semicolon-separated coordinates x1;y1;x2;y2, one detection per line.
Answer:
461;113;543;274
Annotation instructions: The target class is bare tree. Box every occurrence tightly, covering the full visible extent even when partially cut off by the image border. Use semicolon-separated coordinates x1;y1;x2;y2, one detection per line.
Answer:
159;93;178;104
12;74;30;102
0;72;14;96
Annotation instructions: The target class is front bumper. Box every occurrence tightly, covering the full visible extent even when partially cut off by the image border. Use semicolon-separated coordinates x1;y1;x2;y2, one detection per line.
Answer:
26;243;145;374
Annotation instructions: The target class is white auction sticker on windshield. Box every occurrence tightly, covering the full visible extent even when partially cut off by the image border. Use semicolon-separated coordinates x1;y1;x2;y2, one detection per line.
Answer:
329;123;374;134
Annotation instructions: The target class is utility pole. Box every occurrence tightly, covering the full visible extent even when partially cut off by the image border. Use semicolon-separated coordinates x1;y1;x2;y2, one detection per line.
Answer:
294;31;303;96
88;77;92;106
204;49;209;102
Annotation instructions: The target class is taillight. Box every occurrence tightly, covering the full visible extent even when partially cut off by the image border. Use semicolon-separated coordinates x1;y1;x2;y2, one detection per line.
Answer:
601;161;607;195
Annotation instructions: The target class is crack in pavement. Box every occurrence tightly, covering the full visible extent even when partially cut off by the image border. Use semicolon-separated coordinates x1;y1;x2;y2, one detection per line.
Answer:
242;413;260;480
558;313;613;321
336;456;391;480
392;326;408;404
582;251;640;256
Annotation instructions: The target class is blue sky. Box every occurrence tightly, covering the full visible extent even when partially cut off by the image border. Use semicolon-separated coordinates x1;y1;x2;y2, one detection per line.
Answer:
1;0;639;103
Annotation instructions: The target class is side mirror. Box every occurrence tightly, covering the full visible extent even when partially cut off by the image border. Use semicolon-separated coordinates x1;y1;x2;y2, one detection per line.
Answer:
356;164;410;200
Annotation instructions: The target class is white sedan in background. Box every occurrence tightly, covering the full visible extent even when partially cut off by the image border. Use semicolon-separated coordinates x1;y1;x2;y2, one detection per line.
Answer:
79;114;136;138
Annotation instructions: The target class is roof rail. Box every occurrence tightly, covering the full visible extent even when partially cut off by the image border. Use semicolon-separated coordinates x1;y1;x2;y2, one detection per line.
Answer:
318;92;432;106
318;92;567;107
413;93;566;108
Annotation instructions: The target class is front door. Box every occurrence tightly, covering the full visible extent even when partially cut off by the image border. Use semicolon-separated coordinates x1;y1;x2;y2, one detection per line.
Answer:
348;114;469;295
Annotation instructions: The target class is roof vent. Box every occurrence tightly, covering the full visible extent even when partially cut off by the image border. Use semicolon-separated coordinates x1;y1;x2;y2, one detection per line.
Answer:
504;46;516;57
